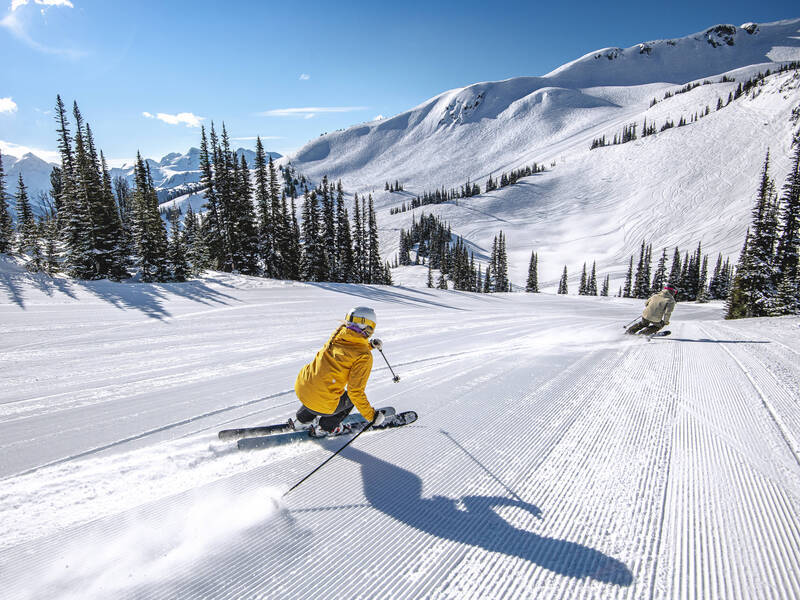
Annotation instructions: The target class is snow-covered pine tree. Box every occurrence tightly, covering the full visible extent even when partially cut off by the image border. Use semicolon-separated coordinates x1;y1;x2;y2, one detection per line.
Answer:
336;182;354;282
99;152;128;279
623;256;633;298
14;174;39;262
601;274;610;297
697;255;710;303
367;195;383;283
727;230;753;319
254;137;276;276
198;125;226;271
320;176;337;278
525;251;539;292
131;153;168;282
55;97;94;278
286;194;302;280
352;193;364;282
579;262;588;295
667;247;682;298
651;248;668;293
0;150;13;254
235;153;260;275
167;209;189;282
773;142;800;314
558;266;568;294
588;261;598;295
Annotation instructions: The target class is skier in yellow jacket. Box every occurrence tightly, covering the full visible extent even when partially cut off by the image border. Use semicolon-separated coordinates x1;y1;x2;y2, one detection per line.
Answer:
626;286;676;335
292;306;386;436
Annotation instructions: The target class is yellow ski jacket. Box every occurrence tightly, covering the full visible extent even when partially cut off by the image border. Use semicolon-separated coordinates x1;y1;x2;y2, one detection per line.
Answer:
294;325;376;421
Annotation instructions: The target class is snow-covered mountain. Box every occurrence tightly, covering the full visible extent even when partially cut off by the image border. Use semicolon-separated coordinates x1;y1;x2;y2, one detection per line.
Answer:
1;146;282;213
287;18;800;289
109;147;282;203
3;152;57;210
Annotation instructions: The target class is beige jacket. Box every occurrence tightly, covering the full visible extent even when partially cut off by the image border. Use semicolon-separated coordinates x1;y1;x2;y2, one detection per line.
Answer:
642;290;676;325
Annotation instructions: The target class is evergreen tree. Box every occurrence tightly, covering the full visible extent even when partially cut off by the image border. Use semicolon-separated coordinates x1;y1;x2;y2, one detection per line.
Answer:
286;195;302;280
667;247;682;297
0;150;13;254
483;264;491;293
579;262;588;295
131;153;168;281
708;253;725;299
320;176;337;277
268;155;285;276
352;194;364;282
437;266;448;289
525;251;539;292
198;125;226;270
301;189;326;281
623;256;633;297
588;261;598;295
183;203;207;274
600;274;610;297
727;231;753;319
696;255;710;303
335;182;354;282
235;153;260;275
167;209;189;281
558;266;568;294
99;152;128;279
774;143;800;314
651;248;668;293
253;137;276;276
367;195;383;283
15;174;39;260
55;97;94;278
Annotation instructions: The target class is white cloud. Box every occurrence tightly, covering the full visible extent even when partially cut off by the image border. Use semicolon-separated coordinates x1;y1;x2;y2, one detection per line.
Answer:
143;111;204;127
11;0;74;11
373;114;385;121
2;0;84;59
0;97;18;113
0;139;59;163
299;73;310;81
259;106;368;118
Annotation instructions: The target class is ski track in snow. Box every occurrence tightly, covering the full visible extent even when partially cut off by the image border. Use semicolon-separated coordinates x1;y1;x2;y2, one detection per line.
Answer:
1;275;799;599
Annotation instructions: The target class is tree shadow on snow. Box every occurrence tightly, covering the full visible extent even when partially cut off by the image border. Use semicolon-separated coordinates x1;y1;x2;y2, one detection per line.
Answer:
666;337;770;344
309;282;468;311
339;445;634;586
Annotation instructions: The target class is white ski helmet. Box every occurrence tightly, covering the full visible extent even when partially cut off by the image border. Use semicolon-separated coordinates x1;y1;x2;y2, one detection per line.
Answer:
345;306;376;336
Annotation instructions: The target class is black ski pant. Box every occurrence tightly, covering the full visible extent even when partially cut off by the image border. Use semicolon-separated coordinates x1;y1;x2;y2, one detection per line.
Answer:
296;391;354;432
626;318;661;336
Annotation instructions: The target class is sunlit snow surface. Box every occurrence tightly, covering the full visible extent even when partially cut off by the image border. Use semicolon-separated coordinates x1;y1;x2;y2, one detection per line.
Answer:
1;262;799;599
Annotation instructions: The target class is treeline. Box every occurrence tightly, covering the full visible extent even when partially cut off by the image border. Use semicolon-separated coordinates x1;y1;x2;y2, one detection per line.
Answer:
593;63;800;151
398;213;510;292
389;163;545;215
554;262;610;296
0;96;390;286
727;147;800;318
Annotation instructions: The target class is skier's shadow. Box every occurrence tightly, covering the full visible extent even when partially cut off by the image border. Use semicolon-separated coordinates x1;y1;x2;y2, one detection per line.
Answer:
339;445;633;586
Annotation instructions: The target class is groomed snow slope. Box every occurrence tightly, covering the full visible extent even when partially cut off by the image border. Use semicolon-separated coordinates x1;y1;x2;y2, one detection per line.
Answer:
1;260;799;599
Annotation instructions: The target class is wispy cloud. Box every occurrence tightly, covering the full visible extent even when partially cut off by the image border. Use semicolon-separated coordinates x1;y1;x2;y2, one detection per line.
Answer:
232;136;284;141
0;97;18;113
259;106;368;120
299;73;310;81
0;139;59;162
2;0;84;58
11;0;74;10
373;114;385;121
143;111;204;128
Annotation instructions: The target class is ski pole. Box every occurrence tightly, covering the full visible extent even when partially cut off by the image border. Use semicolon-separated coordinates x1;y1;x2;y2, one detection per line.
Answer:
623;317;639;329
378;348;401;383
283;417;377;498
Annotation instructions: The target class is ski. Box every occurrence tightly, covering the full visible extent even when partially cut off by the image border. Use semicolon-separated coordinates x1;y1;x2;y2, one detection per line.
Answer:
218;407;396;440
648;330;671;339
237;410;417;451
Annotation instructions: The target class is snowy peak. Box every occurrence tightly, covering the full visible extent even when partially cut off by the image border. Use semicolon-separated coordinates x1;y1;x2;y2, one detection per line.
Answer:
545;19;800;87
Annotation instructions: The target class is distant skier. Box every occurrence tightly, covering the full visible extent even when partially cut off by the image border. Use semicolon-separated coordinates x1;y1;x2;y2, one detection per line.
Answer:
291;306;386;436
625;286;676;336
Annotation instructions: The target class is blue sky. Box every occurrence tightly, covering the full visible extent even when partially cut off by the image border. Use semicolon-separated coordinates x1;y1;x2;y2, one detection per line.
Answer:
0;0;797;165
